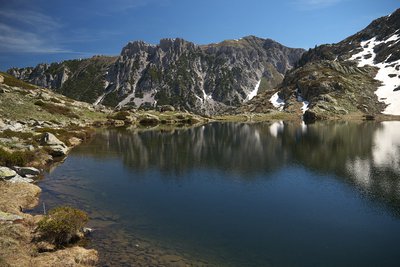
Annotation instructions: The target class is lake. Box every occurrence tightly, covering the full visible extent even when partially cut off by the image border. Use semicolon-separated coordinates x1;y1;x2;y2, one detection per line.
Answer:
35;121;400;266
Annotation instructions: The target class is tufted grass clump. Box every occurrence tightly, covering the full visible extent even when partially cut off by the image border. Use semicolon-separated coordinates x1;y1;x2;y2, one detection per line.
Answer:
0;147;35;167
37;206;89;247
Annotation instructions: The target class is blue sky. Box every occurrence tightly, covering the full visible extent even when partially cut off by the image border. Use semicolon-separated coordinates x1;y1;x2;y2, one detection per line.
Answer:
0;0;398;70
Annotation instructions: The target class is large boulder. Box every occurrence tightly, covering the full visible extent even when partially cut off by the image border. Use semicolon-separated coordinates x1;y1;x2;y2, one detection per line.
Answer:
13;166;40;177
40;132;69;156
138;113;160;125
0;167;17;179
8;174;34;184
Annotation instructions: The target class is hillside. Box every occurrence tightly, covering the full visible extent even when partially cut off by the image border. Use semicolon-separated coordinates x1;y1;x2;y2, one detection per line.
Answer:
241;8;400;121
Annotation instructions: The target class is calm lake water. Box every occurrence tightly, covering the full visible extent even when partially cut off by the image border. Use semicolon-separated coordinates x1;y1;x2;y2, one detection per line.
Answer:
35;121;400;266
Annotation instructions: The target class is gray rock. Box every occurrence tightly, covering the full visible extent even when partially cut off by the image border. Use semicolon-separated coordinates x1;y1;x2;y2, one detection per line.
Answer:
0;167;17;179
7;174;34;183
40;132;69;156
0;211;23;222
13;166;40;177
5;122;24;132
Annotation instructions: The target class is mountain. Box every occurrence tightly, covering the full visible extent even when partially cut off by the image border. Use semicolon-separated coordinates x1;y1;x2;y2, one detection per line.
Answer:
8;36;305;115
241;8;400;120
8;56;118;105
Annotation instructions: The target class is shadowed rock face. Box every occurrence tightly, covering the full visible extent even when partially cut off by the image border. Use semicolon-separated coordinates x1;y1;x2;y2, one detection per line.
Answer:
8;36;304;115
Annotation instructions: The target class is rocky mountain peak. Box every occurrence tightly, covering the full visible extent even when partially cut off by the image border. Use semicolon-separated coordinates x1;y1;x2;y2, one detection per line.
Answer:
159;38;197;52
121;41;155;56
8;36;305;114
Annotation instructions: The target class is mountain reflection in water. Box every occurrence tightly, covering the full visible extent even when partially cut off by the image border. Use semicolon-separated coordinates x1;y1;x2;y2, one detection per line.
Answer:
72;121;400;213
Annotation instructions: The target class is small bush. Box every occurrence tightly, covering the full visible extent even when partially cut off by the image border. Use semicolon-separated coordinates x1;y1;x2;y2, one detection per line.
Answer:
34;100;80;119
0;147;35;167
37;206;89;246
0;129;35;139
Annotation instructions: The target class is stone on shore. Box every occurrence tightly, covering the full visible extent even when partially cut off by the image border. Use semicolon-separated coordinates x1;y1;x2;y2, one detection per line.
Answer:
13;166;41;177
8;174;34;184
40;132;69;156
0;167;17;179
0;211;23;222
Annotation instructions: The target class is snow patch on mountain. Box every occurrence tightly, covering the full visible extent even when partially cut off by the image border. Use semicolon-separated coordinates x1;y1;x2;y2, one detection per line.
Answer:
270;92;285;110
94;94;105;105
349;34;400;115
296;89;309;113
245;80;261;101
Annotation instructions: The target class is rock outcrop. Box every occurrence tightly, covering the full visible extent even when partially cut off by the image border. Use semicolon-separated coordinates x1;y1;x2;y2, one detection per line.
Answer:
40;132;69;156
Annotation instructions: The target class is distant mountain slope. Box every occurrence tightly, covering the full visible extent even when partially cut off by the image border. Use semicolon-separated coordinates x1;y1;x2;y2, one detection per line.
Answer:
8;56;117;104
8;36;304;115
241;8;400;120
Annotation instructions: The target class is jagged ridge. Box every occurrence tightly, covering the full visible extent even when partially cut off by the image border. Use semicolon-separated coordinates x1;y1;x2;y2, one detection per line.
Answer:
8;36;305;115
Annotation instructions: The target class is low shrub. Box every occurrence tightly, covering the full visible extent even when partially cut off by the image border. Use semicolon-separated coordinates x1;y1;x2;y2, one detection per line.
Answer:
37;206;89;247
0;129;35;140
0;147;35;167
34;100;80;119
108;111;130;120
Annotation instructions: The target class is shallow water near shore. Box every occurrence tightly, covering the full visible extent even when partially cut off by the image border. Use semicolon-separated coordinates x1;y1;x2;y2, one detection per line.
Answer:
34;121;400;266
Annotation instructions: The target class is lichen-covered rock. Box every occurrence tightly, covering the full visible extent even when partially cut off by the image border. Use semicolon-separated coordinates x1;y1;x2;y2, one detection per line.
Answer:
0;167;17;179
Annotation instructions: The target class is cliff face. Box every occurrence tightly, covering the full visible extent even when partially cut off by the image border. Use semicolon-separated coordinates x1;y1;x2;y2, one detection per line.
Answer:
8;36;304;115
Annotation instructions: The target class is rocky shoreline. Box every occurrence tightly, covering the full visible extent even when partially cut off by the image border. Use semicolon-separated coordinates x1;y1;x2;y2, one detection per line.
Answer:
0;126;99;266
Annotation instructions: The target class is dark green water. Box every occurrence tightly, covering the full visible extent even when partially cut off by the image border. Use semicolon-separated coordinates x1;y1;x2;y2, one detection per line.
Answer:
36;121;400;266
